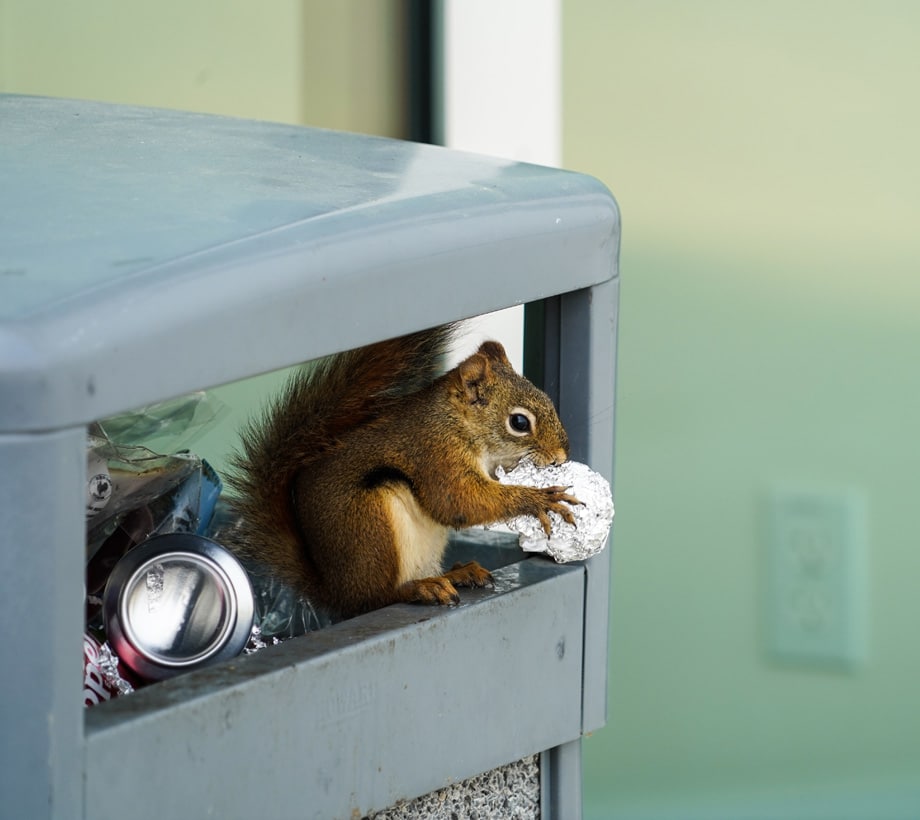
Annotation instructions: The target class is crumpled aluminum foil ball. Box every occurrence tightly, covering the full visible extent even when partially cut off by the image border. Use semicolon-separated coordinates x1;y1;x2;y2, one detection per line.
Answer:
484;460;614;562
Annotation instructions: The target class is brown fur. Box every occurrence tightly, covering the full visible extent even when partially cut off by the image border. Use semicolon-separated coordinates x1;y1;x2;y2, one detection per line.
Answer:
226;324;577;619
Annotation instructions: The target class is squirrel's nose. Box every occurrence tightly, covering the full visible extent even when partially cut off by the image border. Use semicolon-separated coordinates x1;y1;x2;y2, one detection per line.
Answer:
552;448;567;466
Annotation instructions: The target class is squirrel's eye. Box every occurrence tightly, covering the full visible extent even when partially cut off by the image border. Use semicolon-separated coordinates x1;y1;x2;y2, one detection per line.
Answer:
506;407;536;437
509;413;531;433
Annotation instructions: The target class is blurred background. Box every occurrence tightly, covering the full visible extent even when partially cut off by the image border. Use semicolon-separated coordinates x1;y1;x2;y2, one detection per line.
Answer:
3;1;918;817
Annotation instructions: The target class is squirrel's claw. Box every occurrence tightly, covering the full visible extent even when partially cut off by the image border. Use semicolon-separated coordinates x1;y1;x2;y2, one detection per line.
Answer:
399;576;461;607
447;560;494;589
397;560;494;608
534;486;581;534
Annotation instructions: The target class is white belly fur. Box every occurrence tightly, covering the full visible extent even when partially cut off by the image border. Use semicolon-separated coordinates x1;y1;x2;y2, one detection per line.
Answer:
386;485;449;584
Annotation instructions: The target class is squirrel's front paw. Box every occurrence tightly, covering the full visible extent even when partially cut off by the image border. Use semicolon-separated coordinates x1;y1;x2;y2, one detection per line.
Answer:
529;485;581;536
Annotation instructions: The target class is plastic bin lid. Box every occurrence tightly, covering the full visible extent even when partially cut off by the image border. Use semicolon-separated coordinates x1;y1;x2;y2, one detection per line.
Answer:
0;95;618;432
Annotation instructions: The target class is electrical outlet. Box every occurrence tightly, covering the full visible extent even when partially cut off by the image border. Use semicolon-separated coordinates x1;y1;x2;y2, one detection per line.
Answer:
765;489;867;667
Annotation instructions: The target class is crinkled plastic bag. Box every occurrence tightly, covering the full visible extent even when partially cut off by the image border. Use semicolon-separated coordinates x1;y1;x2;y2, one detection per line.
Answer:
91;390;227;453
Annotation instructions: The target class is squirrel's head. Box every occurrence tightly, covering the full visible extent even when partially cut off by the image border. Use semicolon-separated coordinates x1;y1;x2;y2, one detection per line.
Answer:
449;340;570;476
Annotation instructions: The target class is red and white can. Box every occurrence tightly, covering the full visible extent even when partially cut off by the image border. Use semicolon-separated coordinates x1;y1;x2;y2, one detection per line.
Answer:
83;632;136;707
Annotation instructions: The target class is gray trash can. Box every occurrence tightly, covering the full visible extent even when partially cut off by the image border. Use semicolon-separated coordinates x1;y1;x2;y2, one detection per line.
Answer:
0;95;619;820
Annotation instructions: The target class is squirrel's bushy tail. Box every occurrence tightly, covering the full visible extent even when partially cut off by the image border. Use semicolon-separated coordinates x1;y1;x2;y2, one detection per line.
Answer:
224;324;457;578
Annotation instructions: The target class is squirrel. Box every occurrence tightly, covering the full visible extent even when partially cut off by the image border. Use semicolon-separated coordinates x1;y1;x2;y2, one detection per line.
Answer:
226;323;579;620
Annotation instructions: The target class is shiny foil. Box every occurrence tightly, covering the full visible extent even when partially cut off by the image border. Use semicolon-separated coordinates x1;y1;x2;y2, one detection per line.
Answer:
487;460;614;562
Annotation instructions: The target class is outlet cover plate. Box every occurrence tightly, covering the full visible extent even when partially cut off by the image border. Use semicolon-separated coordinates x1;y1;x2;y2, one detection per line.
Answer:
765;488;867;668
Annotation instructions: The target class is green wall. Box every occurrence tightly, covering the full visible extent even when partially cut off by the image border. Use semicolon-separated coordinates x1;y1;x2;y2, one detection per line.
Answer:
564;2;920;816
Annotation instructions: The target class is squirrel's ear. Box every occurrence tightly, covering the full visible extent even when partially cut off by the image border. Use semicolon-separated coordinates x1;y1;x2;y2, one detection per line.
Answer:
456;352;494;405
476;340;511;367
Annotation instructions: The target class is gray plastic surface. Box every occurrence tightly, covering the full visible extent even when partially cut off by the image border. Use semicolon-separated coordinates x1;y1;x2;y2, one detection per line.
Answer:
0;94;616;432
0;95;619;820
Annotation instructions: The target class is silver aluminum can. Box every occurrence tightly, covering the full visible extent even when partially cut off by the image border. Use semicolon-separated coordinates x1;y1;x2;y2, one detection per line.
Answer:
102;533;254;682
